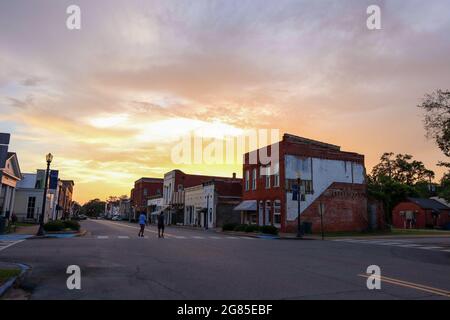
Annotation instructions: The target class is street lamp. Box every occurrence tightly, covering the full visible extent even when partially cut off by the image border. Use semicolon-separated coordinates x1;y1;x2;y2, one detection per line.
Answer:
296;171;303;238
37;153;53;236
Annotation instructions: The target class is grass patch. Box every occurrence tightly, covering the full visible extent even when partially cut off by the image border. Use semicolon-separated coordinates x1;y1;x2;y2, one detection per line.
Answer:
15;222;36;227
0;269;21;286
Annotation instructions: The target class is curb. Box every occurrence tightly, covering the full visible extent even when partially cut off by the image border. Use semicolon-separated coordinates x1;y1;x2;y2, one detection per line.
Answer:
0;263;30;298
28;229;87;240
218;231;281;240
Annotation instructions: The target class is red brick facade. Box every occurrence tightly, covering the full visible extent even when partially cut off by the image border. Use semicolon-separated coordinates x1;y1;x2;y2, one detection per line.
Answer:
241;134;369;233
392;201;450;229
131;178;163;213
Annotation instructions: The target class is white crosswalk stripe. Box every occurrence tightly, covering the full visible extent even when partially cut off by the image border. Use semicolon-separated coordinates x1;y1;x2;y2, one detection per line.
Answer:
118;236;130;239
92;234;260;241
97;236;109;239
333;239;449;253
0;240;24;252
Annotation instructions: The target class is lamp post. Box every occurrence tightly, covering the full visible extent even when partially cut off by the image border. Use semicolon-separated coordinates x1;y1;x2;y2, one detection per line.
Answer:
296;171;303;238
37;153;53;236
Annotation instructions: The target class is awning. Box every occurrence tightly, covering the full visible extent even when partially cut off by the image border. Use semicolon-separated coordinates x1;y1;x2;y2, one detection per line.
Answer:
233;200;257;211
151;205;169;215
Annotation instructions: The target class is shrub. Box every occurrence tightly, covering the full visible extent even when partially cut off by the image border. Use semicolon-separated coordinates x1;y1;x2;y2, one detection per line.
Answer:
222;223;238;231
43;220;65;232
260;225;279;235
233;224;248;232
245;224;260;233
63;220;80;231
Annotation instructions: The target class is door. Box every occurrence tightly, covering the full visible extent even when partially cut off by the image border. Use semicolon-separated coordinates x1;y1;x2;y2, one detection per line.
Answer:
258;201;263;226
265;201;271;225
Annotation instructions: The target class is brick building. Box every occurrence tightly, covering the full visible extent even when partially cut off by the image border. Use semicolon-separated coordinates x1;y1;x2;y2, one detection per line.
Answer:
392;198;450;229
184;179;242;229
163;170;238;224
130;177;163;219
236;133;369;233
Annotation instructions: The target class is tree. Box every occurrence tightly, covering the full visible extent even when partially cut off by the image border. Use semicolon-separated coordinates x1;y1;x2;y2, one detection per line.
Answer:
369;152;436;224
418;89;450;157
371;152;435;185
437;162;450;202
81;198;106;217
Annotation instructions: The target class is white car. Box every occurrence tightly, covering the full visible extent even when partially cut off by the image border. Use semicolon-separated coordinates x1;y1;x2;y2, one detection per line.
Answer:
112;216;121;221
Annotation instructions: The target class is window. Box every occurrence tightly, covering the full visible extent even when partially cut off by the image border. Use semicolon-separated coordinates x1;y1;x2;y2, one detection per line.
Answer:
273;164;280;187
265;166;271;189
274;200;281;226
27;196;36;219
285;179;313;194
143;188;148;196
252;168;257;190
245;170;250;191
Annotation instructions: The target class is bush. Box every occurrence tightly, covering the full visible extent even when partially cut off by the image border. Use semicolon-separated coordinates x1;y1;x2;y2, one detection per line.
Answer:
260;225;279;235
233;224;248;232
222;223;238;231
63;220;80;231
43;220;65;232
245;224;260;233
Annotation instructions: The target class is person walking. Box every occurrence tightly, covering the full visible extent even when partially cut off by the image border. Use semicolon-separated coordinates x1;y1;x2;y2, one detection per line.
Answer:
157;211;165;238
138;211;147;237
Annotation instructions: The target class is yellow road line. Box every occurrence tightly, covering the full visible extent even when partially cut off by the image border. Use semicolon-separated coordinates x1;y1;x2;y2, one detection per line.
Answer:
358;274;450;298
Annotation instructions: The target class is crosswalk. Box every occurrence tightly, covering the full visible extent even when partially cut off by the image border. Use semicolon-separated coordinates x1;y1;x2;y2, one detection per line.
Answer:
0;239;25;252
94;235;256;240
333;239;450;253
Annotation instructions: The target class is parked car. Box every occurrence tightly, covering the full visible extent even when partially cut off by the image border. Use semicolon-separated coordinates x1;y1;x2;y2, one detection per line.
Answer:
112;216;121;221
78;214;88;220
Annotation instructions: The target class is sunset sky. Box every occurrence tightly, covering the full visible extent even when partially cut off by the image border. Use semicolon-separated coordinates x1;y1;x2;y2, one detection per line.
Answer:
1;0;450;204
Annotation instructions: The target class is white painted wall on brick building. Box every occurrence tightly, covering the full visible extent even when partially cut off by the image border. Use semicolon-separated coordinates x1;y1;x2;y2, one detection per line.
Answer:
285;155;365;221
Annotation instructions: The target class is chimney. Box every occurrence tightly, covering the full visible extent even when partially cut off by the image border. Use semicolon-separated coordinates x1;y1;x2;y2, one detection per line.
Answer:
232;172;236;179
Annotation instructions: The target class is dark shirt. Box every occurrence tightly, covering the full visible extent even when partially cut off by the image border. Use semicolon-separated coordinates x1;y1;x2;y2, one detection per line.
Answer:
157;214;164;226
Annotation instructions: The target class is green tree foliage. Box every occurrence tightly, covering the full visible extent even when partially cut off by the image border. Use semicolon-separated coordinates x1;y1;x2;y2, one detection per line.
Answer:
371;152;434;185
437;162;450;202
418;89;450;157
368;153;435;224
81;198;106;217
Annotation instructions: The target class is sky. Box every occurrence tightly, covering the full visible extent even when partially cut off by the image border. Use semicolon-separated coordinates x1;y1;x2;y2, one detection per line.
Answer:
1;0;449;204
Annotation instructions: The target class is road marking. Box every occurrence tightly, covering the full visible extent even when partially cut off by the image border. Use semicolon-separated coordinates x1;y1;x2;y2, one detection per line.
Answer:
174;236;186;239
209;236;221;239
0;240;24;252
358;274;450;298
91;219;175;237
118;236;129;239
226;236;239;239
416;246;444;250
395;244;421;247
97;236;109;239
192;236;205;239
441;249;450;252
239;236;254;240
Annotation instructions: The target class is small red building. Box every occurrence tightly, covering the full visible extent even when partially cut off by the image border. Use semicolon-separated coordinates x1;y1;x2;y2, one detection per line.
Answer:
392;198;450;229
130;177;163;218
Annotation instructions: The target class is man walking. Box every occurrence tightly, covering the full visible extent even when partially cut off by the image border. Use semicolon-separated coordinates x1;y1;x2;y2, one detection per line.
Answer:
138;211;147;237
157;211;165;238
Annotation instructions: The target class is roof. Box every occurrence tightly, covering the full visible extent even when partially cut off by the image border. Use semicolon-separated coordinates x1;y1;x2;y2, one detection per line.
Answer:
407;198;450;211
17;173;37;189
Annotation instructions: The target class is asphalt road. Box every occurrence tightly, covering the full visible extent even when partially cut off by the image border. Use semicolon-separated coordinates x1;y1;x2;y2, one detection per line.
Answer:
1;219;449;300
